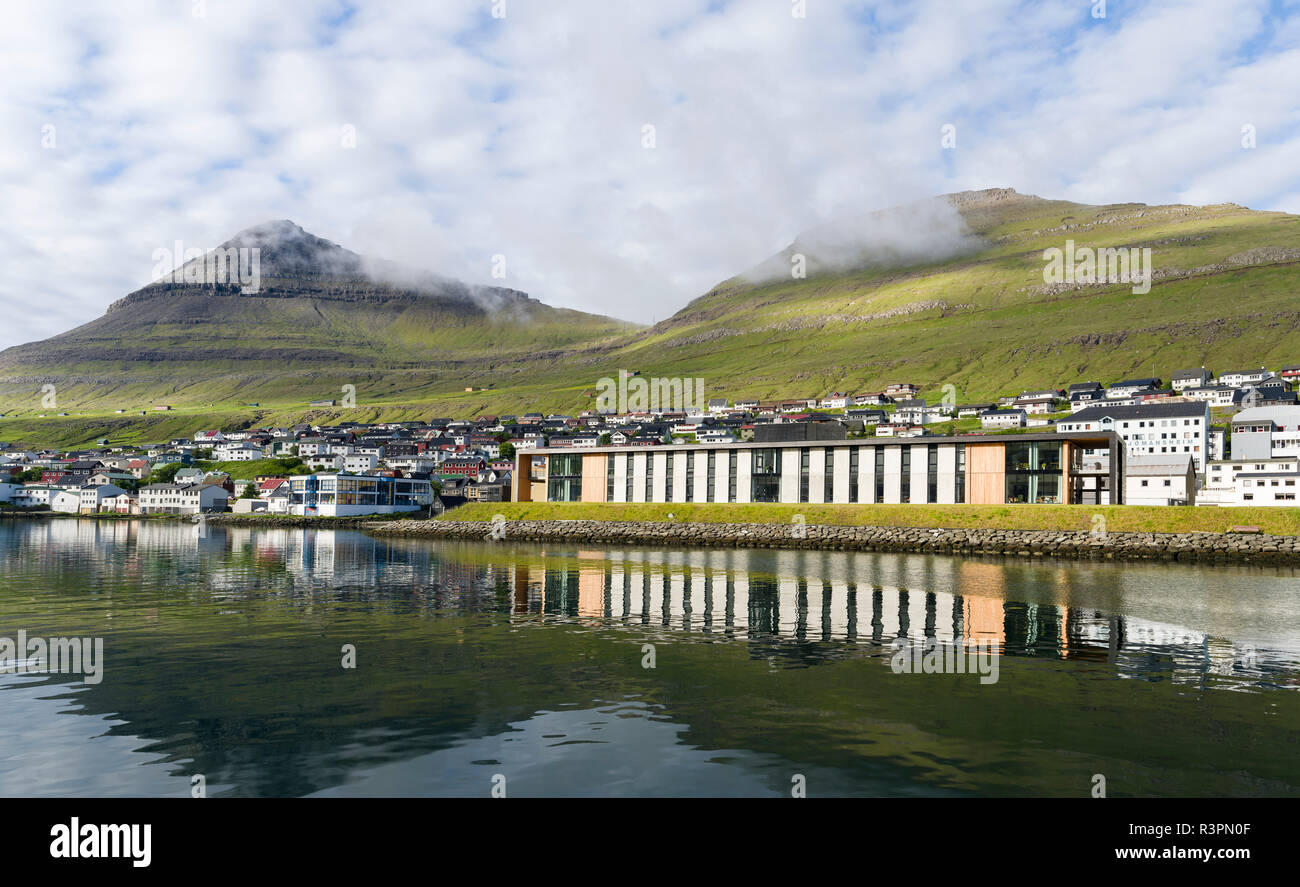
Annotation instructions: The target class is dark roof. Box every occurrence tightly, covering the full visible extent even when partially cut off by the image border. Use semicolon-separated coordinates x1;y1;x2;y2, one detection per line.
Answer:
1110;377;1160;388
1068;402;1208;422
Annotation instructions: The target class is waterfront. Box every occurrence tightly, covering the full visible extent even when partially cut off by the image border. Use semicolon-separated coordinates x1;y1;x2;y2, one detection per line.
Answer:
1;519;1298;797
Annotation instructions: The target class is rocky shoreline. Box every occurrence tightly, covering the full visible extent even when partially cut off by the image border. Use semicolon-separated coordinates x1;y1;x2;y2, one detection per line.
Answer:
368;518;1300;566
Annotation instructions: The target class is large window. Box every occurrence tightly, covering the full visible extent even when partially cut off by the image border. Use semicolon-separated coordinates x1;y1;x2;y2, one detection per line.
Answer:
1005;440;1062;504
548;453;583;502
707;451;716;502
927;444;938;504
728;451;737;502
849;448;859;502
900;447;911;503
955;445;966;503
607;455;615;501
875;448;885;503
665;454;674;502
825;450;834;502
685;451;695;501
752;448;781;503
799;448;810;503
625;453;633;502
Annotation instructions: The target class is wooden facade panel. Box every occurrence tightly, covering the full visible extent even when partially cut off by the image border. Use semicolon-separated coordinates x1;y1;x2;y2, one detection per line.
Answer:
966;443;1005;505
580;453;608;502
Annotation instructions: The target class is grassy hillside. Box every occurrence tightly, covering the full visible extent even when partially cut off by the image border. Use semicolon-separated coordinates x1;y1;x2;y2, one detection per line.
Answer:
3;190;1299;448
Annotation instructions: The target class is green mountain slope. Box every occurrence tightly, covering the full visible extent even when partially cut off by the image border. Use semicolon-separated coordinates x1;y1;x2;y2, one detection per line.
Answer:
3;190;1299;447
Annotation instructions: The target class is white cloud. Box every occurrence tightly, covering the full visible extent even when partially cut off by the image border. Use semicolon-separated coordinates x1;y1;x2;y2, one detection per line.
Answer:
0;0;1297;349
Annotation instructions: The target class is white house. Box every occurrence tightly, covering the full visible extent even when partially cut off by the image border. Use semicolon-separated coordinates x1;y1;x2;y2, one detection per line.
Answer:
981;409;1026;429
1171;368;1213;391
1217;368;1270;388
341;453;378;473
1058;402;1210;472
1200;458;1300;507
1124;455;1196;506
8;485;56;507
139;483;230;514
215;442;264;461
1106;378;1161;399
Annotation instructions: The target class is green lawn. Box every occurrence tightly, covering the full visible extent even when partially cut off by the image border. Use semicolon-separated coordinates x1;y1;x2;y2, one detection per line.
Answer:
437;501;1300;536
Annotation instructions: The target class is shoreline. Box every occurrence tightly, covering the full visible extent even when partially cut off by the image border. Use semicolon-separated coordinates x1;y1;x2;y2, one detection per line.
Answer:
368;518;1300;566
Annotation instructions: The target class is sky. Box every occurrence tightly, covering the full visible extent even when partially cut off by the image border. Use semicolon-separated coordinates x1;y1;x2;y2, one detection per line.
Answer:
1;0;1298;349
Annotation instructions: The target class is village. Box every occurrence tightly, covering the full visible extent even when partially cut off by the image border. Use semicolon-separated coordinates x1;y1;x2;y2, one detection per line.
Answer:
2;363;1299;516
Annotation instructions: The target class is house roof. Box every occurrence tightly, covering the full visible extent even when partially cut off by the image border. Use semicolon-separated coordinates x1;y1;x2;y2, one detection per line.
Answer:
1126;455;1193;475
1231;405;1300;425
1069;402;1207;422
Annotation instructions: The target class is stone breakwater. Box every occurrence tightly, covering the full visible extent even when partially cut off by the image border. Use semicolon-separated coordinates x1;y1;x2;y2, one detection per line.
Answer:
205;514;381;528
368;519;1300;565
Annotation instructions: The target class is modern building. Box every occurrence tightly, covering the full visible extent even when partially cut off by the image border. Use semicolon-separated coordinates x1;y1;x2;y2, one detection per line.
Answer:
287;473;434;516
512;432;1125;506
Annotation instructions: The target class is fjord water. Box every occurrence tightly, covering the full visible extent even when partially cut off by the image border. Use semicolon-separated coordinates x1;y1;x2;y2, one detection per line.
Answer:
1;520;1298;798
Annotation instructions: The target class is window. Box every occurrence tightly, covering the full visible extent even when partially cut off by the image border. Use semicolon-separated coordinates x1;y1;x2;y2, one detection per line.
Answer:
707;451;716;502
900;447;911;503
825;450;834;502
751;448;781;503
849;448;859;502
547;453;583;502
728;451;737;502
625;453;633;502
685;451;695;501
875;448;885;502
1005;440;1062;504
664;455;673;502
927;444;938;504
607;456;615;501
645;455;653;501
955;445;966;503
799;448;810;503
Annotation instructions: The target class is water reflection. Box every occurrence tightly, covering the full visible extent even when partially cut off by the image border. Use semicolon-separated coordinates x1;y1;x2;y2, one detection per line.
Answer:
2;519;1299;797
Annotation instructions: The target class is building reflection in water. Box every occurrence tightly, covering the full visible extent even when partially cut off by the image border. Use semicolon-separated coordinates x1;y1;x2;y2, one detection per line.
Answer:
5;520;1289;689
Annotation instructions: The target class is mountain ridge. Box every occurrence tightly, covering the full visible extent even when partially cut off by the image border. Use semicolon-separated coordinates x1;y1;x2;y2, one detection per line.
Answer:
3;189;1300;447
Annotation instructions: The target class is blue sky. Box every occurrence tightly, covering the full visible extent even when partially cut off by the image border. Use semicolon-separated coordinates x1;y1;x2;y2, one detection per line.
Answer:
0;0;1297;348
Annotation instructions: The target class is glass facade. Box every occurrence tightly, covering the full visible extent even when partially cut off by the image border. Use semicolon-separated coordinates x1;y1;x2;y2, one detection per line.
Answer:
1005;440;1063;504
547;453;583;502
751;448;781;503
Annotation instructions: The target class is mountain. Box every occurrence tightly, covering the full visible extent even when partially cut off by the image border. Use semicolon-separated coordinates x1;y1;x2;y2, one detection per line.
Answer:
609;188;1300;406
0;220;638;428
3;191;1300;447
